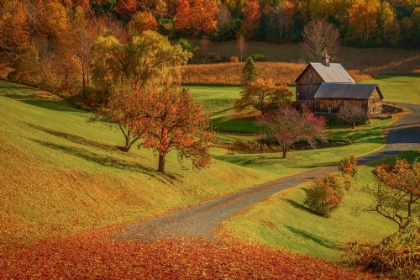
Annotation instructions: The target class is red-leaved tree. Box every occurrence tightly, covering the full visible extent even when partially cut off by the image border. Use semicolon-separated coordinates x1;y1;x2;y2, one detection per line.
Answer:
259;106;326;158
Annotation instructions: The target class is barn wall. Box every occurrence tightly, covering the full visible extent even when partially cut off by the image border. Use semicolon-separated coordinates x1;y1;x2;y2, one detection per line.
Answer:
296;66;324;101
367;89;383;117
315;99;368;114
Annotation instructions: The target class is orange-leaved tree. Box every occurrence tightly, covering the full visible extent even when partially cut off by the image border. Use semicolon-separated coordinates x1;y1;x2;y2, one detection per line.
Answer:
141;80;214;173
174;0;219;35
369;158;420;230
241;0;261;39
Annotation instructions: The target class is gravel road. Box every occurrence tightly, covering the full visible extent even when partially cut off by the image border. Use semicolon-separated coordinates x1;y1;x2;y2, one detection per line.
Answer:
115;103;420;241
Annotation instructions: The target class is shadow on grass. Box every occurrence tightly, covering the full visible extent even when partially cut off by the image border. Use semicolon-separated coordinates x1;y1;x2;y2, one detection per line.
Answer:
26;123;115;151
284;225;338;250
31;139;175;184
2;93;80;112
283;198;307;211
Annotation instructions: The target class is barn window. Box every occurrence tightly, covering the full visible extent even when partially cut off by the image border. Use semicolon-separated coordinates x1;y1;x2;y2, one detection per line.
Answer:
376;107;381;113
328;106;331;113
309;73;312;82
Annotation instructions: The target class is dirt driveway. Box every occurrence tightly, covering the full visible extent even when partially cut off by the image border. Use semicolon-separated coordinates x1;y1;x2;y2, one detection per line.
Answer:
115;103;420;241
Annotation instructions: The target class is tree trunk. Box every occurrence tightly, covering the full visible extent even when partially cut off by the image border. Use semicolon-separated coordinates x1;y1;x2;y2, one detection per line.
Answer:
158;153;166;173
282;145;287;158
352;120;355;129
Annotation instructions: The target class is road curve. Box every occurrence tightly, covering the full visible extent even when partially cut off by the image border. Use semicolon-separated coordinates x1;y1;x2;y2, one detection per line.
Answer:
115;103;420;241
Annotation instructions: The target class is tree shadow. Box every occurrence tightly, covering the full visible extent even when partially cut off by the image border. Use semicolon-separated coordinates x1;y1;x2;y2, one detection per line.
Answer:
284;225;338;250
31;139;175;184
2;92;81;112
283;198;307;212
26;123;115;151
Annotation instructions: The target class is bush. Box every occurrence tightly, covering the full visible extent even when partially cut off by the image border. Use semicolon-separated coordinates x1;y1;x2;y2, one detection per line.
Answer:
250;54;266;61
338;155;358;178
230;56;239;62
304;173;345;217
178;38;196;55
342;218;420;278
214;55;222;62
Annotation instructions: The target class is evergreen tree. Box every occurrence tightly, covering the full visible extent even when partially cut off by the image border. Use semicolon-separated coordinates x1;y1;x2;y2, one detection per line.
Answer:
241;57;259;85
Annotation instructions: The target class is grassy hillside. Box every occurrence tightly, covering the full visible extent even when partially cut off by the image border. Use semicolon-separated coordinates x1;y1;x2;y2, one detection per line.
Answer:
0;81;280;252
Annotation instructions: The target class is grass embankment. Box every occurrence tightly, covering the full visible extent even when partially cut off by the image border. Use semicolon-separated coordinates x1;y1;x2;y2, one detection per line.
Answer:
0;81;279;252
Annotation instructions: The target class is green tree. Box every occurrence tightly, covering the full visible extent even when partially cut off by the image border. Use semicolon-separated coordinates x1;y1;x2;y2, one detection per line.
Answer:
92;30;192;92
241;56;259;85
235;79;292;116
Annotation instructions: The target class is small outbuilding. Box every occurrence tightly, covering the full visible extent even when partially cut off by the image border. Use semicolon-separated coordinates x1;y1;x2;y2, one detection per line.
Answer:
314;83;384;118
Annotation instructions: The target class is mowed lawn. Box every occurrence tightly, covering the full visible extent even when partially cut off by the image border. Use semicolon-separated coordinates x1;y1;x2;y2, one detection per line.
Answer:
363;74;420;105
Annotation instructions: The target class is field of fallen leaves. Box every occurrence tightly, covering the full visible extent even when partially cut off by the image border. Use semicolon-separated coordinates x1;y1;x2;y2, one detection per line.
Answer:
0;224;380;279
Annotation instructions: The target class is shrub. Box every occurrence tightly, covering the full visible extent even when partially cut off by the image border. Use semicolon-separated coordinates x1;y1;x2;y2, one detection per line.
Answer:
338;155;358;178
250;54;266;61
304;173;345;217
177;38;196;55
342;218;420;278
230;56;239;62
208;52;217;59
214;55;222;62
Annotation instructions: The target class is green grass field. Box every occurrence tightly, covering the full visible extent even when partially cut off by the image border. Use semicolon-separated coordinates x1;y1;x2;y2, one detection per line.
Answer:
363;74;420;105
1;75;417;263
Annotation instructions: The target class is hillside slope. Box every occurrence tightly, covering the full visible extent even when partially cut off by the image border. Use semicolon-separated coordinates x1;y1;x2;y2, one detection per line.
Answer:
0;81;279;252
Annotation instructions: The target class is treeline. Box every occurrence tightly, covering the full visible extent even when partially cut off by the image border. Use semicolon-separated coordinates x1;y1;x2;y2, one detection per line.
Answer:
88;0;420;48
1;0;420;98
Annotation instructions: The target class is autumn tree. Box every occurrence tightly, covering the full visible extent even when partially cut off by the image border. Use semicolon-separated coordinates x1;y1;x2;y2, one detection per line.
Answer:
266;0;295;40
241;0;261;39
235;79;292;116
301;19;340;61
72;7;99;99
336;103;367;129
0;2;30;57
304;173;346;217
174;0;219;35
367;159;420;230
258;106;326;158
116;0;137;17
348;0;380;42
141;80;215;173
127;11;158;36
89;81;150;151
90;31;192;149
378;1;401;47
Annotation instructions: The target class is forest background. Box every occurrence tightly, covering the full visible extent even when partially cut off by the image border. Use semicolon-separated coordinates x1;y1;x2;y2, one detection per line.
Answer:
1;0;420;102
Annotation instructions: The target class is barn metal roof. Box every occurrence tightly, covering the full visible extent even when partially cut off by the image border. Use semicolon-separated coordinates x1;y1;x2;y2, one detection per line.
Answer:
314;83;383;100
310;63;355;84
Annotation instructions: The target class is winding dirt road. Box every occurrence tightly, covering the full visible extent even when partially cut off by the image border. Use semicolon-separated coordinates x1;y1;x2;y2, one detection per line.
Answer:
115;103;420;241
